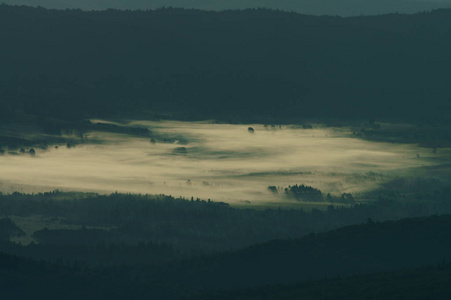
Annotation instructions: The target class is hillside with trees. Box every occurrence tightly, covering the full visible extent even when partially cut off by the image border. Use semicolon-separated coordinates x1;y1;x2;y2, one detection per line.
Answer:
1;5;451;127
3;213;451;299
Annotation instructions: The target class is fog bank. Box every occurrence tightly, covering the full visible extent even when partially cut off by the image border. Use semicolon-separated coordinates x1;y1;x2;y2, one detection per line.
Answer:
0;120;448;205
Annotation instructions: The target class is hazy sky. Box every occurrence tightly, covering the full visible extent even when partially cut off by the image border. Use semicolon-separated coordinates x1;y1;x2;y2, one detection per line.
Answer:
1;120;446;206
4;0;451;16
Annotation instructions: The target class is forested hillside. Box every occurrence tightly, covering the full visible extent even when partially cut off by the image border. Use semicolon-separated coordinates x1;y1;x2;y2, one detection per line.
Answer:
1;183;450;262
194;263;451;300
1;5;451;124
3;214;451;299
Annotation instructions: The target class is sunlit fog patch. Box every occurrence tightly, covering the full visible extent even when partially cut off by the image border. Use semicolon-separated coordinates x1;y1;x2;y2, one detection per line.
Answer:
0;120;447;205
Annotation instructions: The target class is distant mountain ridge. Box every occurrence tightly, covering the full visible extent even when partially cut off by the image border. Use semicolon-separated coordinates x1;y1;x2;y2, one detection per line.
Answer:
1;5;451;123
4;0;451;16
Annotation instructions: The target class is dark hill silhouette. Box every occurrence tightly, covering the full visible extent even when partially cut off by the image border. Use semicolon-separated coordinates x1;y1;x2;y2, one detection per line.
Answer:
193;263;451;300
1;5;451;125
0;252;170;299
4;0;451;16
2;214;451;299
150;214;451;293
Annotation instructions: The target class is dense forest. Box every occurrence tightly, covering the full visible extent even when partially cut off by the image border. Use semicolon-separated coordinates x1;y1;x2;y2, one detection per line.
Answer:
194;263;451;300
2;213;451;299
1;5;451;127
0;176;450;264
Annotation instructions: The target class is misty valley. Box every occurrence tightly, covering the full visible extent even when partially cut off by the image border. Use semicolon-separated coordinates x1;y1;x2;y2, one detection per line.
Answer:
2;120;446;204
2;4;451;300
2;119;451;299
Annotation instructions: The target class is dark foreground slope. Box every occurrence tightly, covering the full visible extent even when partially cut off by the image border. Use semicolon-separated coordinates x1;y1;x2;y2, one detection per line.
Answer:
2;252;451;300
0;252;169;300
2;214;451;299
194;264;451;300
154;214;451;294
1;5;451;124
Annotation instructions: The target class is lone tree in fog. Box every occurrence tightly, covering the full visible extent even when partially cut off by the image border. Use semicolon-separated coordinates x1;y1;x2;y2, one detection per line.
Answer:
341;193;355;203
268;186;278;194
248;127;254;133
173;147;187;154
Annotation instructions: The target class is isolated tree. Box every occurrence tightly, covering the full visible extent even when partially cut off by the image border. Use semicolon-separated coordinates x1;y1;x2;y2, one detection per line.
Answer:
174;147;187;154
267;186;278;194
341;193;355;203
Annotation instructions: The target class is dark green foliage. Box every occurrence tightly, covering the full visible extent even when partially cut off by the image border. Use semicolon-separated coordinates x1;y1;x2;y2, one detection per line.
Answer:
284;184;323;201
0;218;25;242
0;184;451;267
352;122;451;148
1;5;451;125
32;227;113;245
340;192;355;203
2;251;451;300
173;146;188;154
152;214;451;296
0;192;320;253
0;252;172;300
0;241;180;267
2;207;451;298
193;263;451;300
267;186;278;194
0;136;35;149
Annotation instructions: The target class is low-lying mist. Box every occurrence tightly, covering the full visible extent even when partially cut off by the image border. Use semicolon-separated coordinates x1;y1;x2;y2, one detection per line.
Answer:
1;120;449;206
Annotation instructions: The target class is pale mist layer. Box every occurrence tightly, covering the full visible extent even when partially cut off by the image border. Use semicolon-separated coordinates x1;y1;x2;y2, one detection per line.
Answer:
0;120;447;206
